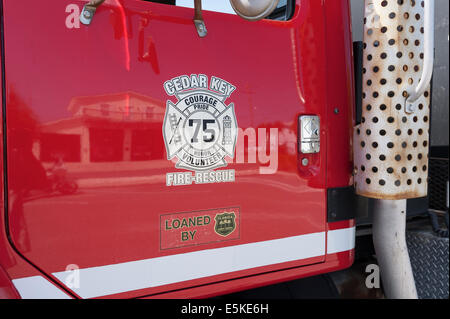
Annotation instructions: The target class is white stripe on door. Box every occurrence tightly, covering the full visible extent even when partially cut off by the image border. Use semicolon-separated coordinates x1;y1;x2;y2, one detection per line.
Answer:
327;227;356;254
12;276;72;299
14;227;355;299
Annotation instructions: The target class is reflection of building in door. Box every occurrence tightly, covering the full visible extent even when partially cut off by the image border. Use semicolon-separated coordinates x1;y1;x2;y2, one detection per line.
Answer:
34;92;165;164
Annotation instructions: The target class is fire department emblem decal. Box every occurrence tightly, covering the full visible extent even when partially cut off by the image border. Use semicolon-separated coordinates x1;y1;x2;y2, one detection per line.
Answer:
163;75;238;173
214;212;236;237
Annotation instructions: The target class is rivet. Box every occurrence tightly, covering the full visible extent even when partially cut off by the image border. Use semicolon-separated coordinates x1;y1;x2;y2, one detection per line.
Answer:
301;158;309;166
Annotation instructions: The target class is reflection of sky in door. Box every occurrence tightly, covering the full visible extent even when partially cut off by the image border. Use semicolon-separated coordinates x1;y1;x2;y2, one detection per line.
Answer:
176;0;235;14
6;0;300;127
176;0;288;15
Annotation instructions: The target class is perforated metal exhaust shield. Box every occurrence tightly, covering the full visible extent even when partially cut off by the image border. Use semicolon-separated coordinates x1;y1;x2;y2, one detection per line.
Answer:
354;0;431;200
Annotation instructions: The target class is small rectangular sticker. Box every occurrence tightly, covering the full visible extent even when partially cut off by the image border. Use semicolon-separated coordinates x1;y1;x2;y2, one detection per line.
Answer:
160;207;240;250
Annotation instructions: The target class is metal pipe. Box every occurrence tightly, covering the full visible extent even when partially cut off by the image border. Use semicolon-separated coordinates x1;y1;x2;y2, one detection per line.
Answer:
406;0;435;105
194;0;203;21
372;199;418;299
193;0;207;37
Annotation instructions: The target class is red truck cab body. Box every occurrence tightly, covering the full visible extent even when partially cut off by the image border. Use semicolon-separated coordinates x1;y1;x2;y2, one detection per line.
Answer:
0;0;355;298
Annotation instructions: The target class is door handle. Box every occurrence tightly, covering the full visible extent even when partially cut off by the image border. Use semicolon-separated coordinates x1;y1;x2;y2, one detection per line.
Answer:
80;0;106;25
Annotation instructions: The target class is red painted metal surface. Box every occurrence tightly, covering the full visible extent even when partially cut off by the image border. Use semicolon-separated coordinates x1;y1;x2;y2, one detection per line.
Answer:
323;0;356;188
144;249;354;299
0;265;19;299
0;0;355;298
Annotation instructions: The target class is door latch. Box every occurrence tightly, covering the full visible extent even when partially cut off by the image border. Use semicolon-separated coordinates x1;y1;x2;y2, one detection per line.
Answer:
299;115;320;154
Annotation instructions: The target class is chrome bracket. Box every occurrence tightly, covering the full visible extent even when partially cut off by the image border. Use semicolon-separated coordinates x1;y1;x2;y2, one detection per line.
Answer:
80;0;106;26
194;19;208;38
193;0;207;38
405;99;417;114
80;5;96;25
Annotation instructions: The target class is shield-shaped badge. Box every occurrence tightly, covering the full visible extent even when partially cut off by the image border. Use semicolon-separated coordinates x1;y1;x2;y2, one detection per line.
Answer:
214;212;236;237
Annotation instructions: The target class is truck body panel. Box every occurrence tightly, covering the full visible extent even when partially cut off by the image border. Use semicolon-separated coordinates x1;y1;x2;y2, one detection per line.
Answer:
1;0;355;298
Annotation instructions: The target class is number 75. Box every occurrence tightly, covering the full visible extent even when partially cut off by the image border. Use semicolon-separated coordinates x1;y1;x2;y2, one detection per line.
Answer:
188;119;216;143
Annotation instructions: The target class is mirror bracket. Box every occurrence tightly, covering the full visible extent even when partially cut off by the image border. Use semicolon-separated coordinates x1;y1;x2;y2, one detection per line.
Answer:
80;0;106;25
194;0;207;38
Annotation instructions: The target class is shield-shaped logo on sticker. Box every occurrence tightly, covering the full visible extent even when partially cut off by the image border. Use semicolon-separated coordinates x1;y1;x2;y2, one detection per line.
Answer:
162;75;238;173
214;212;236;237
